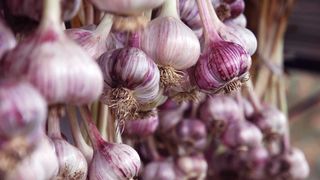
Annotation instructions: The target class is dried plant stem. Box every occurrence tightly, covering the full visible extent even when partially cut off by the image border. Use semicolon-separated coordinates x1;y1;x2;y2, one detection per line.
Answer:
83;0;94;25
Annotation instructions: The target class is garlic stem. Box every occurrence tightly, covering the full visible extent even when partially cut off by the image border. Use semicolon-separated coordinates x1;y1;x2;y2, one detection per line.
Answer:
41;0;61;28
245;80;263;113
147;137;161;161
196;0;221;42
47;109;62;139
129;31;141;48
94;13;114;37
159;0;179;18
80;105;105;150
66;106;93;162
98;103;108;139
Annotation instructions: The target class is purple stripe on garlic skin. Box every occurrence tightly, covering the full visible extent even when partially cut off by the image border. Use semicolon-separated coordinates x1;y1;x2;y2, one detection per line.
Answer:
1;0;103;105
0;18;17;60
0;79;47;139
89;0;164;16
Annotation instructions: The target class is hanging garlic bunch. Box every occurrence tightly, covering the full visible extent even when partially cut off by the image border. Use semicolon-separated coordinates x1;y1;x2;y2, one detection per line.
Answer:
80;106;141;180
5;136;59;180
193;0;252;93
141;0;200;87
1;0;103;105
98;33;164;120
48;109;88;180
0;18;16;60
0;79;47;139
65;14;114;60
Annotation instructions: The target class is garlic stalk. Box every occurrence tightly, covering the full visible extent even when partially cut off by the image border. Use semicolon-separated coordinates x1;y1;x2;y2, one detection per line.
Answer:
66;105;93;163
48;108;88;180
0;18;16;60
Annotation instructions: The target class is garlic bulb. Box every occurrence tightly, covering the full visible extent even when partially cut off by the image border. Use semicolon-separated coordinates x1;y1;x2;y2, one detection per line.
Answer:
284;148;310;179
214;0;245;21
89;0;164;16
0;19;16;59
0;79;47;139
65;14;113;60
48;109;88;180
176;154;208;179
194;0;252;93
225;13;247;27
5;136;59;180
1;0;103;105
5;0;81;21
221;120;263;148
142;159;178;180
80;106;141;180
98;47;161;119
198;95;242;134
124;110;159;137
175;119;207;151
158;99;188;132
141;0;200;87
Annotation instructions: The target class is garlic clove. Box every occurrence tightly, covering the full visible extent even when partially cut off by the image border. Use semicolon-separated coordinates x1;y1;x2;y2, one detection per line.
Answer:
5;136;59;180
0;79;47;139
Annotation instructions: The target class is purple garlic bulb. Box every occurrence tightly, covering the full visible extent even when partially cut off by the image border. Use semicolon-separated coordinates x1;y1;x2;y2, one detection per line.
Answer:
124;110;159;137
250;105;288;140
175;118;207;151
142;159;178;180
175;154;208;179
221;120;263;148
198;95;242;134
5;136;59;180
98;47;161;119
65;14;113;60
0;79;47;139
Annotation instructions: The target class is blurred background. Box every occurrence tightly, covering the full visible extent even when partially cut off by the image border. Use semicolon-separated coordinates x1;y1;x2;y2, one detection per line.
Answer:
246;0;320;179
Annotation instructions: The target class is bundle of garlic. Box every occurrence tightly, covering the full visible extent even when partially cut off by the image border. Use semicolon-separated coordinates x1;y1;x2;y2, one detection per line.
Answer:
0;0;310;179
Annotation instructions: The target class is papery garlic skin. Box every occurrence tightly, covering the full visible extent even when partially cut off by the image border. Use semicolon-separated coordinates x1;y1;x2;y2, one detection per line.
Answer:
0;79;47;139
141;17;200;70
176;155;208;179
6;137;59;180
89;0;164;15
224;13;247;27
52;139;88;180
1;21;103;105
0;19;16;59
285;148;310;179
89;143;141;180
